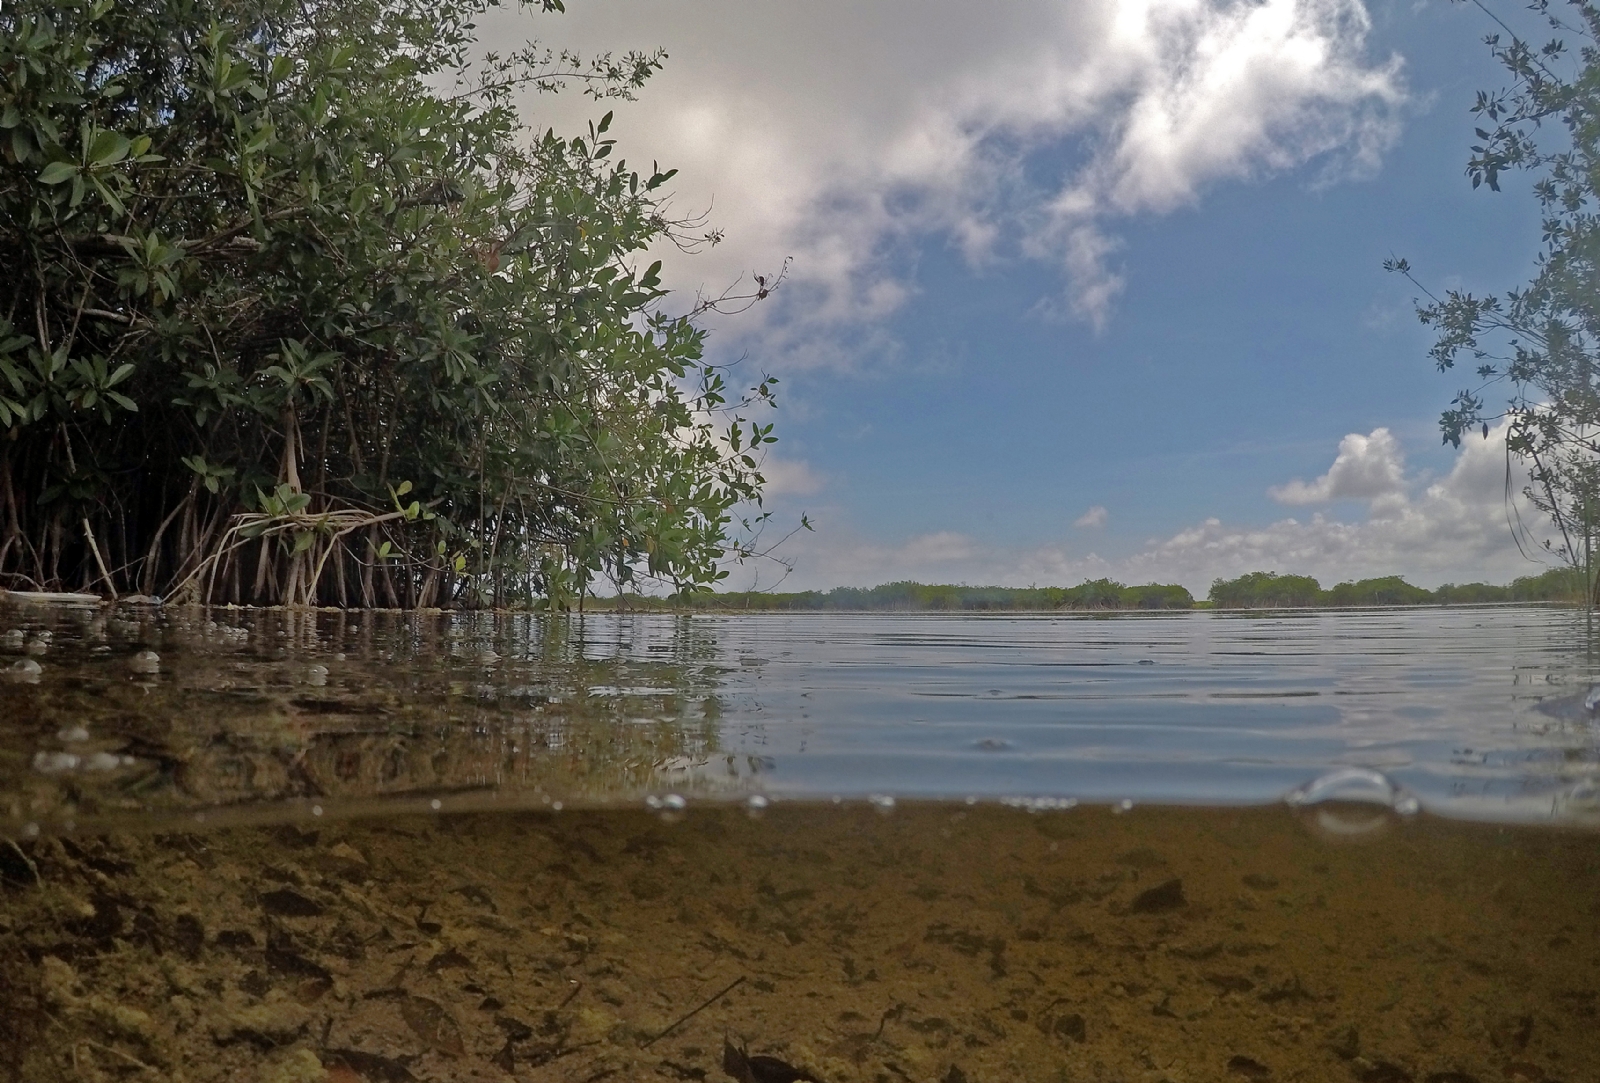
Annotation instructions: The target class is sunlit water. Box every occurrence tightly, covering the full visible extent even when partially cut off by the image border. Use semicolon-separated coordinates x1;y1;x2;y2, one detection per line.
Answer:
4;600;1600;1082
3;601;1599;828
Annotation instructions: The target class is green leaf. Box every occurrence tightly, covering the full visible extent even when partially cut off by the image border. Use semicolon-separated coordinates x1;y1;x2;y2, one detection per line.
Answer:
37;161;77;184
88;130;130;167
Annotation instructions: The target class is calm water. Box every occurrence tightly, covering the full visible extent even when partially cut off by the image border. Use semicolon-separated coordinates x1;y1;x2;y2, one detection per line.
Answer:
5;599;1600;1082
3;600;1600;829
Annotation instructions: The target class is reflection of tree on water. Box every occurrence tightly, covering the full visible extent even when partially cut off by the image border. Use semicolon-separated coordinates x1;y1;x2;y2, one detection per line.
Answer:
1;606;744;831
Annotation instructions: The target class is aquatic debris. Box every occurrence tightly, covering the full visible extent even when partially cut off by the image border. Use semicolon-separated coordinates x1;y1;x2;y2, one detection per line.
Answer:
1047;1013;1087;1043
1125;878;1186;914
721;1038;823;1083
259;888;324;917
643;976;746;1048
399;994;465;1055
1586;685;1600;712
324;1049;417;1082
1227;1054;1272;1079
0;590;100;605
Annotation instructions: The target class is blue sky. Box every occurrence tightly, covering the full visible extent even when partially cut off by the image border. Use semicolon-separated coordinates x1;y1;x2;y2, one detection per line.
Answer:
494;0;1561;592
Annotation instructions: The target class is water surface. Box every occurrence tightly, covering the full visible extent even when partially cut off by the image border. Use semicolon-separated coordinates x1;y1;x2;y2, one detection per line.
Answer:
2;601;1598;829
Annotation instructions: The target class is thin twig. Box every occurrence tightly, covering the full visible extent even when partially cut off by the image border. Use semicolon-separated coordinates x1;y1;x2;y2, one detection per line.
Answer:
79;1039;156;1072
82;518;117;599
640;975;745;1048
2;837;39;885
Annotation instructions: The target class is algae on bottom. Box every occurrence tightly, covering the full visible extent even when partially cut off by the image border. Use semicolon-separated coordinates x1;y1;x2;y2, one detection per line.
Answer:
1;803;1596;1082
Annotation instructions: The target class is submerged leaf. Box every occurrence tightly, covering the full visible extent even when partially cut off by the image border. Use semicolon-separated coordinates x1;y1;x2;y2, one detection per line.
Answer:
400;995;464;1055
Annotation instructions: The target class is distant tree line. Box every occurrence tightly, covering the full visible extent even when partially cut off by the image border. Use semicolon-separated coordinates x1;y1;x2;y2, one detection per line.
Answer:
1205;568;1581;608
630;567;1585;611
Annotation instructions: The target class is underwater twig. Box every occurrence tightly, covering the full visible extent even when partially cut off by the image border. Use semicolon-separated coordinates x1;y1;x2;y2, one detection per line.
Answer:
78;1039;156;1072
640;975;745;1048
557;981;584;1010
2;837;39;886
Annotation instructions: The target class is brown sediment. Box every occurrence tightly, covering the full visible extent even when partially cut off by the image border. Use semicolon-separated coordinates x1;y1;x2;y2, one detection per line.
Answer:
1;803;1598;1082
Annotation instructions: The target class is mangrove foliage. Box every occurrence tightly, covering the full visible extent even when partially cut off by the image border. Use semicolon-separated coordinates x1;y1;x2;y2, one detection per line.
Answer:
0;0;777;608
1388;0;1600;607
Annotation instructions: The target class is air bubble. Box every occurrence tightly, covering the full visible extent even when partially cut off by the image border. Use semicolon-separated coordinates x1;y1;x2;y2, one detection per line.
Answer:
746;795;769;810
1000;796;1077;812
430;799;442;811
644;795;663;810
21;822;39;839
31;751;78;774
312;805;323;817
305;664;329;687
868;794;896;812
1285;768;1418;814
82;751;122;772
56;725;89;743
661;793;687;811
6;658;42;683
127;649;160;675
1586;685;1600;713
1554;778;1600;822
1115;799;1134;813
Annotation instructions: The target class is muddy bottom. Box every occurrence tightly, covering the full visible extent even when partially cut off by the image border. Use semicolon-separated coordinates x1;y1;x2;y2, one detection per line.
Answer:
1;803;1596;1083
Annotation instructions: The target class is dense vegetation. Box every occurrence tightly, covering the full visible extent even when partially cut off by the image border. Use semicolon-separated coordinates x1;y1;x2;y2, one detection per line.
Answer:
0;0;776;608
685;579;1197;612
1206;568;1580;608
1387;0;1600;606
602;568;1584;611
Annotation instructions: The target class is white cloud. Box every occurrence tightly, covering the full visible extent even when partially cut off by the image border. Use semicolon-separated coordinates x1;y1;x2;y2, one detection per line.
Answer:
1075;505;1110;528
758;455;824;497
1268;427;1407;506
490;0;1404;351
746;422;1555;593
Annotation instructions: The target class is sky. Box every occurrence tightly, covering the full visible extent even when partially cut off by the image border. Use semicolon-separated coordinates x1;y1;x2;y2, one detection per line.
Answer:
483;0;1563;594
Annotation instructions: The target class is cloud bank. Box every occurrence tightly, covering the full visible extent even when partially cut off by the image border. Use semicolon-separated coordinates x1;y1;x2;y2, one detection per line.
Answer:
749;424;1553;594
501;0;1405;351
